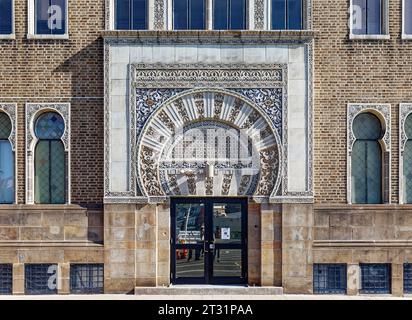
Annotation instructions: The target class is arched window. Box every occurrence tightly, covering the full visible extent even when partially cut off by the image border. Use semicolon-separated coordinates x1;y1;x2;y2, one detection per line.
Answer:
351;113;383;204
404;114;412;203
34;112;66;204
0;112;14;204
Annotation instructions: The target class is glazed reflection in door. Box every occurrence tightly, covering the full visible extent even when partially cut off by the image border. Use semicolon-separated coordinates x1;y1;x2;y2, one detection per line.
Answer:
175;203;206;279
171;198;247;285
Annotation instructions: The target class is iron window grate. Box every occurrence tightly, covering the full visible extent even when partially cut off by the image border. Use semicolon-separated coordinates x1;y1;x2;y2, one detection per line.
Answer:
25;264;58;295
0;264;12;295
313;264;347;294
404;264;412;293
70;264;104;294
360;263;391;294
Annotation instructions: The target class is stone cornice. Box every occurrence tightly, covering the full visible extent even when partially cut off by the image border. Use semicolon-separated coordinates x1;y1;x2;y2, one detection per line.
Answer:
101;30;317;44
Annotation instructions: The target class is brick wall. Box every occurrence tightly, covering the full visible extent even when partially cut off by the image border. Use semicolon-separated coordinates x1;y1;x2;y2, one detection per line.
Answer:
313;0;411;203
0;0;105;205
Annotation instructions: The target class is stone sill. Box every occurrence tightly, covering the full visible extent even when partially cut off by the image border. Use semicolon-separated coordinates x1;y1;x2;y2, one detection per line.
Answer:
0;204;87;212
349;34;391;40
314;204;412;211
102;30;316;43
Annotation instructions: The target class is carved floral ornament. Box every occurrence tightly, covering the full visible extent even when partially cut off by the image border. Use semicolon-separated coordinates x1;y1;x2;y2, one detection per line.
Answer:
0;104;17;151
347;104;391;153
136;89;282;199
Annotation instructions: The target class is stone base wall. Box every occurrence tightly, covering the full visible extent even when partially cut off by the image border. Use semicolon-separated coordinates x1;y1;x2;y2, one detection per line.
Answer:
0;204;104;294
312;204;412;296
282;204;314;294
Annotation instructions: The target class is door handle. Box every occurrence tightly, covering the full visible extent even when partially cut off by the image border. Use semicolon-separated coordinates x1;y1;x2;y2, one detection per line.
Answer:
209;243;215;250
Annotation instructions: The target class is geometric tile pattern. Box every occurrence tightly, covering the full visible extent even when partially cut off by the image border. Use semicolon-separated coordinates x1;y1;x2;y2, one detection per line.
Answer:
0;112;12;139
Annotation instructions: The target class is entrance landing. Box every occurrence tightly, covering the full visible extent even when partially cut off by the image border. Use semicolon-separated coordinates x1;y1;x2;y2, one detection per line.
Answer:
134;286;283;295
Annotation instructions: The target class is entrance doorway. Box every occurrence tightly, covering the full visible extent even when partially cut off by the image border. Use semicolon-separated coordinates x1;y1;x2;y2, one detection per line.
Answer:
171;198;248;285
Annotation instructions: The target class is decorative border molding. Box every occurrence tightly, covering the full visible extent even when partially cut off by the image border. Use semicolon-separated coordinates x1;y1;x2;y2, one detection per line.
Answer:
154;0;166;30
102;30;316;44
0;103;17;204
399;103;412;204
25;103;71;204
254;0;265;30
347;103;391;204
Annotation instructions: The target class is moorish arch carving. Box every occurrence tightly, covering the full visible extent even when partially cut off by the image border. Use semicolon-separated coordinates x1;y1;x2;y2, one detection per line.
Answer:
137;89;282;199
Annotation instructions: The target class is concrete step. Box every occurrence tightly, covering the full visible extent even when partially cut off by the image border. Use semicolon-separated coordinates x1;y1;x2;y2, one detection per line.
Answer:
135;286;283;295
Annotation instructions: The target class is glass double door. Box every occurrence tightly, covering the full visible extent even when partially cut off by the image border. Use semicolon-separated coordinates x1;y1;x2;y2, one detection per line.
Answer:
171;198;248;285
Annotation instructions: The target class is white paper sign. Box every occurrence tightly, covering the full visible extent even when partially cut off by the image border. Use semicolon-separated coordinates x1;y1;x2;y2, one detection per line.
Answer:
221;227;230;240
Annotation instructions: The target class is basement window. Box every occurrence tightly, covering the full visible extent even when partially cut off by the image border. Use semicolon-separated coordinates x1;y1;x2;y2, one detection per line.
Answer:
350;0;390;39
404;264;412;293
0;264;12;295
25;264;58;295
360;263;391;294
27;0;69;39
313;264;347;294
0;0;14;38
70;264;104;294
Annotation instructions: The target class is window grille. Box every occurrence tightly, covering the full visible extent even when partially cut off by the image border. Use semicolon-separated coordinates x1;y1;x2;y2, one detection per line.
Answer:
360;263;391;294
70;264;104;294
25;264;58;295
313;264;347;294
404;264;412;294
0;264;12;295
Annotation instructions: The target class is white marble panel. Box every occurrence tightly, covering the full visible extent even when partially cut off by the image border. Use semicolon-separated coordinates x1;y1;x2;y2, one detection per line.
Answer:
175;45;198;63
265;45;289;63
243;46;266;63
220;46;244;63
197;45;221;63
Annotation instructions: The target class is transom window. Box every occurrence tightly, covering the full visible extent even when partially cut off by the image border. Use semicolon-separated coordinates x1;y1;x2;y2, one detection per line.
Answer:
271;0;303;30
0;0;13;35
351;113;383;204
351;0;388;36
114;0;148;30
0;112;14;204
34;112;66;204
173;0;206;30
32;0;68;36
213;0;247;30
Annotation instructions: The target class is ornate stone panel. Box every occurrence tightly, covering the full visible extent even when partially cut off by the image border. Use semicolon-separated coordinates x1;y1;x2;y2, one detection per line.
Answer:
129;63;288;202
137;90;281;198
254;0;265;30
